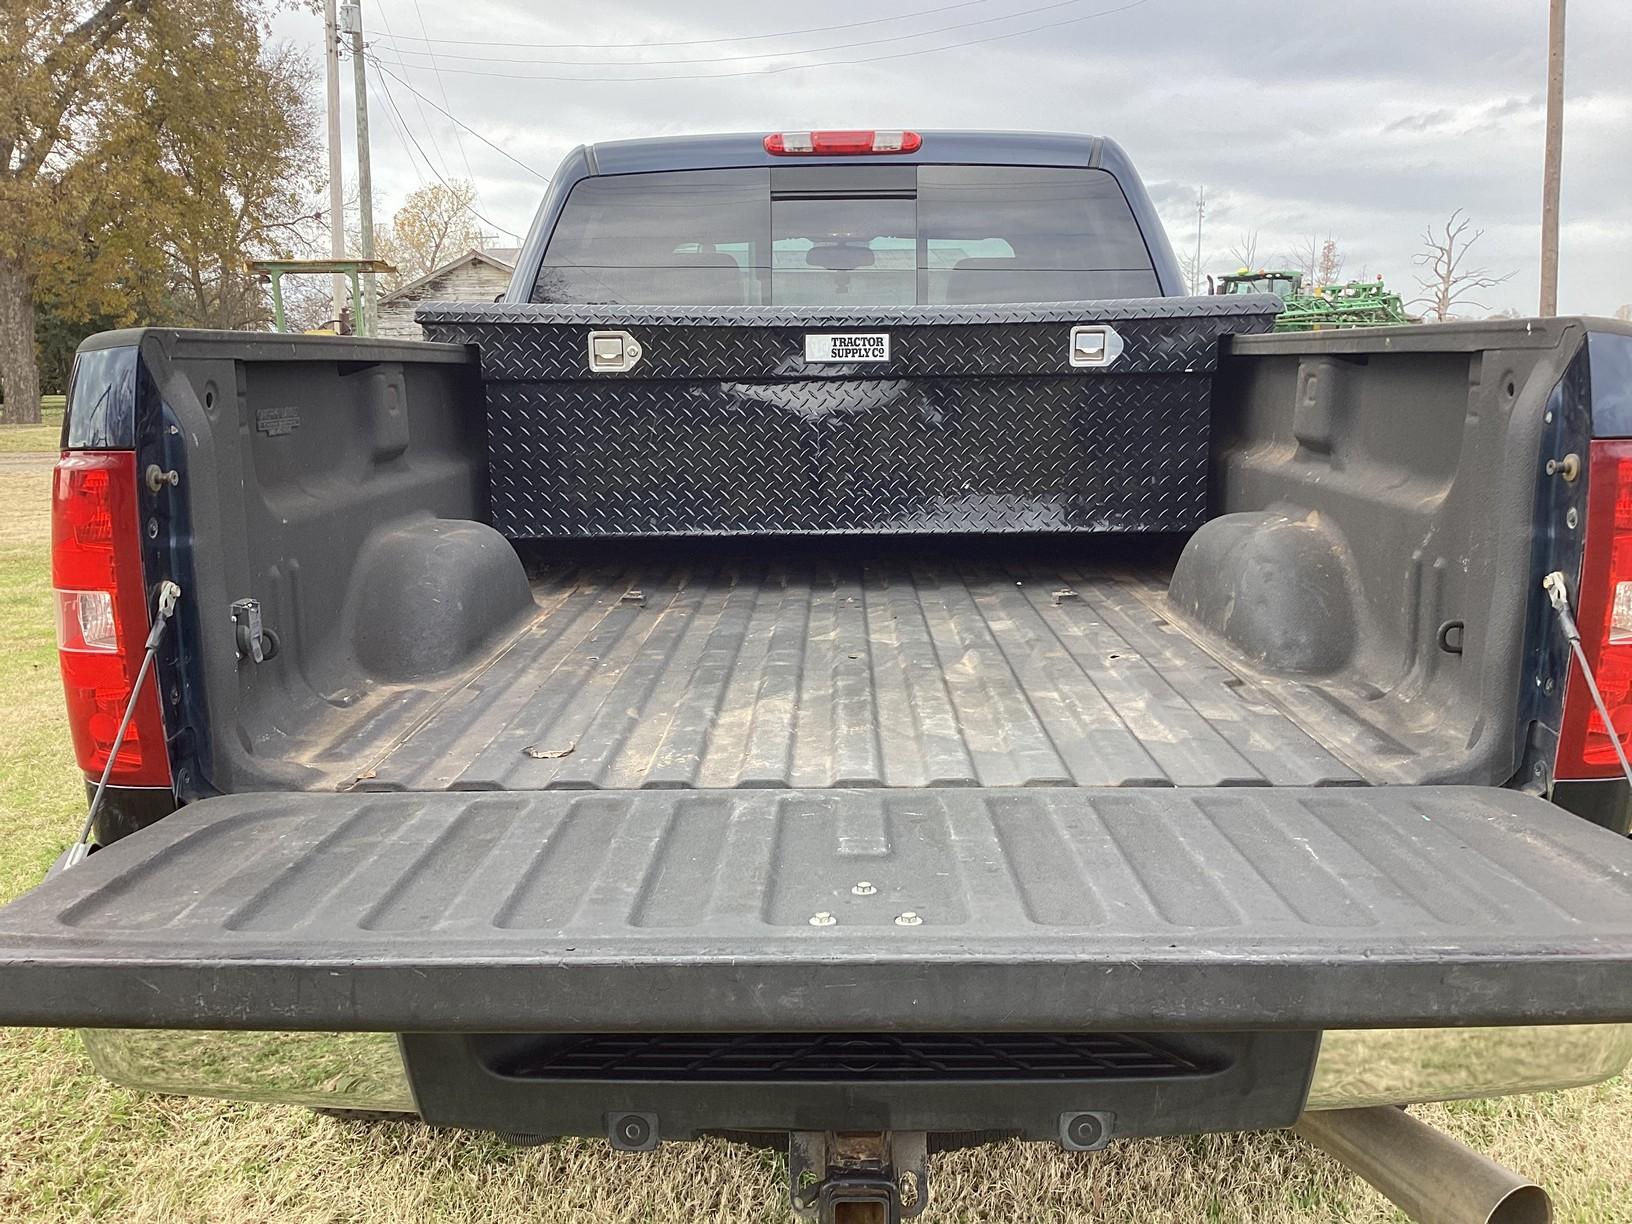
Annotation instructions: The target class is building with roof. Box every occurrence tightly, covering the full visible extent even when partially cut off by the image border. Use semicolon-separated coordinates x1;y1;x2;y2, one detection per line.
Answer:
375;247;519;340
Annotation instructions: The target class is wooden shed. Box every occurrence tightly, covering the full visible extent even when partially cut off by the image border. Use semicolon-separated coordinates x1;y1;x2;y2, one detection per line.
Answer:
375;248;519;340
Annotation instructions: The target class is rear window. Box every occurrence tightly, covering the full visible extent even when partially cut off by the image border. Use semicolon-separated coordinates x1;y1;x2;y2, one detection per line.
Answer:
533;165;1159;306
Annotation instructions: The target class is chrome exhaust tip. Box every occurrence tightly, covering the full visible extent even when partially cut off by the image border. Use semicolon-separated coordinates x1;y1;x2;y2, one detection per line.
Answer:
1294;1106;1551;1224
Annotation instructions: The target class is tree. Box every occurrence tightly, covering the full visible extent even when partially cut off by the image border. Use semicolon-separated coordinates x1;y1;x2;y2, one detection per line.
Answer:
1615;304;1632;323
1178;248;1212;296
127;24;321;330
0;1;314;422
35;303;125;395
1225;230;1260;271
1316;237;1344;286
1283;234;1343;287
372;181;482;295
1411;209;1515;322
1;1;147;422
1284;234;1320;286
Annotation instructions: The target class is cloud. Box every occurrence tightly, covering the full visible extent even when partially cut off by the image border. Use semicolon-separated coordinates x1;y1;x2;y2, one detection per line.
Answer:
276;0;1632;315
1383;109;1456;135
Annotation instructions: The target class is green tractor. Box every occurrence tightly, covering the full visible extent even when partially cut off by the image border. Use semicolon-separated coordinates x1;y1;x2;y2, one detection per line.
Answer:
1216;269;1305;300
1213;269;1412;332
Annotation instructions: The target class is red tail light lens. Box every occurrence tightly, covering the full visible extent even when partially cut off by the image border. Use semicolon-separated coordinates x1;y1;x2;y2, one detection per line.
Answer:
51;451;171;787
764;130;922;156
1556;440;1632;778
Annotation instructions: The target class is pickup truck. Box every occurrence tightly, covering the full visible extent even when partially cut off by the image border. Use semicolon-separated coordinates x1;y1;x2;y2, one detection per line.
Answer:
4;129;1632;1221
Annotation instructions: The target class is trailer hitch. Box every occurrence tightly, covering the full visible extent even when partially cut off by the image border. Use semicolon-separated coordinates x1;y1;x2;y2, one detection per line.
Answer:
788;1131;927;1223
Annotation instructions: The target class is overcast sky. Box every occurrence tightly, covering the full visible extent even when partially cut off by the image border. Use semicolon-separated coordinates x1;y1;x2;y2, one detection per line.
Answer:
275;0;1632;316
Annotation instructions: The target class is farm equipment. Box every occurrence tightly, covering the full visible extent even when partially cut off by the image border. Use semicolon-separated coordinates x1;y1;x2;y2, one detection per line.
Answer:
1215;269;1413;331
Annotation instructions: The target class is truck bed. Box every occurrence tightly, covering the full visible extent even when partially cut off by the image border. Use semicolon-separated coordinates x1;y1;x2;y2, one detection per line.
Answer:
118;319;1594;804
327;540;1363;793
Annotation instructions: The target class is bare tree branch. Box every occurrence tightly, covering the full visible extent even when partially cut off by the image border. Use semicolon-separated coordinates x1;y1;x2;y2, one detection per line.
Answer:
1411;208;1515;321
1225;230;1260;271
1282;234;1320;286
1178;248;1212;296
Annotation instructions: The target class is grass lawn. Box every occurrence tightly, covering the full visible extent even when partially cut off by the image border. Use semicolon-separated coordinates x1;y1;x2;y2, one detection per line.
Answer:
0;427;60;454
0;452;1629;1221
0;396;65;454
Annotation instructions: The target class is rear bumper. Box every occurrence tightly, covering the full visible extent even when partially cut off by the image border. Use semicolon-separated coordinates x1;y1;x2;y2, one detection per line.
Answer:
401;1029;1319;1140
81;1023;1632;1130
1306;1023;1632;1109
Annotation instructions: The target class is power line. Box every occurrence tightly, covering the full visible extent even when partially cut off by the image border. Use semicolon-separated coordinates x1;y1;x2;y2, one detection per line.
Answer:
375;0;1128;68
367;58;551;182
365;0;1152;82
366;0;994;50
367;56;459;209
410;0;478;190
367;51;419;157
371;86;519;240
346;41;430;176
368;0;455;182
370;64;523;237
361;56;444;190
361;0;1147;210
369;0;490;218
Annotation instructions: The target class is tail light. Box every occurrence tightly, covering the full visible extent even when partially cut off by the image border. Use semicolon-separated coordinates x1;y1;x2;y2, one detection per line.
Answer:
51;451;171;787
1555;440;1632;778
764;130;922;156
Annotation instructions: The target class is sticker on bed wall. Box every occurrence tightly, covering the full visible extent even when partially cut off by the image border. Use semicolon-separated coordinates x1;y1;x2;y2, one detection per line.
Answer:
255;406;300;436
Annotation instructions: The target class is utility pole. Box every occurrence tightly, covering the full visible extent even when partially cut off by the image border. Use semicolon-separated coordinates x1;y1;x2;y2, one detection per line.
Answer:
1540;0;1566;316
1194;186;1206;295
323;0;346;326
343;2;376;335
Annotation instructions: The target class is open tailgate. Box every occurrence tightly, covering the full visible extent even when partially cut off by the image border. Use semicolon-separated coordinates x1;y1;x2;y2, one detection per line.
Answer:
2;785;1631;1031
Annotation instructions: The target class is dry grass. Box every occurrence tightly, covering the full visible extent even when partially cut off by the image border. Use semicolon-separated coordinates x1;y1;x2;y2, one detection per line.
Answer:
1;455;1629;1222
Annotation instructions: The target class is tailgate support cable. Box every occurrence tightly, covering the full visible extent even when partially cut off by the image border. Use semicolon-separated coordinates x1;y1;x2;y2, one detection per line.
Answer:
1543;571;1632;789
63;580;183;870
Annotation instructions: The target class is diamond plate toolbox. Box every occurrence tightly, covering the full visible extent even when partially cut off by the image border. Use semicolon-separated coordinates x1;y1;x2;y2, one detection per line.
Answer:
418;296;1280;537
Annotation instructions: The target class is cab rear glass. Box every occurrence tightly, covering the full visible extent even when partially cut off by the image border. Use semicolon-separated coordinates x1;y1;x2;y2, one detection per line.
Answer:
532;165;1160;307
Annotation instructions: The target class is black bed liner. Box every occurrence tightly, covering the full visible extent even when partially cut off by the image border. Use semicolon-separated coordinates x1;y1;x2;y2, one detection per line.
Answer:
335;550;1361;792
3;785;1630;1032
